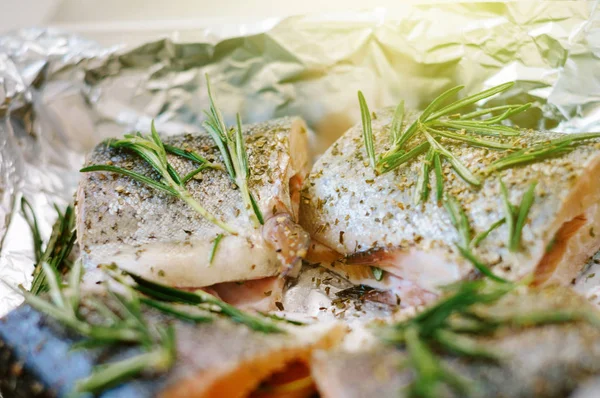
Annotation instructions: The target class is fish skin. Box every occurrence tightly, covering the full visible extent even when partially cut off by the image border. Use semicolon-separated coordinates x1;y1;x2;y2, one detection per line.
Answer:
312;287;600;398
0;297;344;398
300;108;600;291
77;117;310;288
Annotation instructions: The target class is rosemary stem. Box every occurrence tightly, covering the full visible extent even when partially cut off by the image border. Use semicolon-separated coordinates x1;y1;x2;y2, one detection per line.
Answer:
76;348;171;394
176;187;238;235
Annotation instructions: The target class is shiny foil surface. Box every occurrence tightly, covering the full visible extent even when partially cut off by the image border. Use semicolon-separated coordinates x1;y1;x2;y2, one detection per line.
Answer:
1;2;600;315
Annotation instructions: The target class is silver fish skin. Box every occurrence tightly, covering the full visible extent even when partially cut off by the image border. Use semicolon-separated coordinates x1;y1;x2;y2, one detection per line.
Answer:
77;117;310;288
0;296;344;398
312;287;600;398
300;108;600;293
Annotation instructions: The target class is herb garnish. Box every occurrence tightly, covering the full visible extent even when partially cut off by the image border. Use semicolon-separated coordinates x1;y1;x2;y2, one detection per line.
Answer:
358;82;528;203
208;233;224;265
81;122;237;235
21;198;77;295
487;132;600;173
443;196;508;283
104;265;284;334
203;75;265;227
377;278;600;398
500;180;537;252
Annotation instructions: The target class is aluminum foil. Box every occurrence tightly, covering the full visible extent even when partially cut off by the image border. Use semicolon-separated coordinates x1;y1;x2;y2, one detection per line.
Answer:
1;2;600;316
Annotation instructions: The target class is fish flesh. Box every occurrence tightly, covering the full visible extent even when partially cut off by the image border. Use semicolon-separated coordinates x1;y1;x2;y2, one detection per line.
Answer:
300;107;600;299
312;287;600;397
0;296;344;398
77;117;310;307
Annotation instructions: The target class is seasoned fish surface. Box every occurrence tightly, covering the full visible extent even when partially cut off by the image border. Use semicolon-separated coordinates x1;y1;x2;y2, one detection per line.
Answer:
300;108;600;292
78;117;309;287
0;299;344;398
312;287;600;398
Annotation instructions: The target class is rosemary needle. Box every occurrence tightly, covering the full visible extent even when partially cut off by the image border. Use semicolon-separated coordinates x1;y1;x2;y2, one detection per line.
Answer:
203;75;264;227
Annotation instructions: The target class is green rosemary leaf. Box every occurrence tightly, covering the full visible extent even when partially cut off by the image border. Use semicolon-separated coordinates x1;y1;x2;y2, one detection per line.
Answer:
235;113;249;176
471;218;505;248
377;141;429;173
426;132;480;187
257;312;306;326
249;192;265;225
435;329;500;360
140;298;213;323
435;120;520;136
163;143;217;168
390;100;405;145
181;164;210;183
372;267;384;281
442;196;472;248
456;245;510;284
499;180;516;251
510;182;536;252
76;344;173;394
478;103;531;124
209;233;224;265
80;165;177;196
487;132;600;172
433;152;444;203
30;203;76;295
21;198;43;262
358;91;376;170
428;82;514;121
459;104;530;120
415;148;435;204
425;126;514;150
421;86;466;123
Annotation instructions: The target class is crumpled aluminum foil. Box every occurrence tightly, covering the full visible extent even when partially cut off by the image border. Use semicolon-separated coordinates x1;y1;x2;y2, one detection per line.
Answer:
1;2;600;315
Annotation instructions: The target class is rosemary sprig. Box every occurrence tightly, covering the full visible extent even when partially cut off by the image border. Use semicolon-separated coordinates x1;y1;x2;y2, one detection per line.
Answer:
81;123;237;235
359;82;530;204
487;132;600;173
22;200;77;295
358;83;530;203
105;265;284;334
203;75;264;227
443;196;509;283
500;181;537;252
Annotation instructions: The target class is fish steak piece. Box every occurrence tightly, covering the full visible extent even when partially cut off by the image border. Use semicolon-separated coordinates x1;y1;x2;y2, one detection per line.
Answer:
77;117;310;289
300;108;600;296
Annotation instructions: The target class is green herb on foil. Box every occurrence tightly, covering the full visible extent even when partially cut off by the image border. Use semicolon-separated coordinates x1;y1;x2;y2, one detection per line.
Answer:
80;122;237;235
203;74;264;227
21;198;77;295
